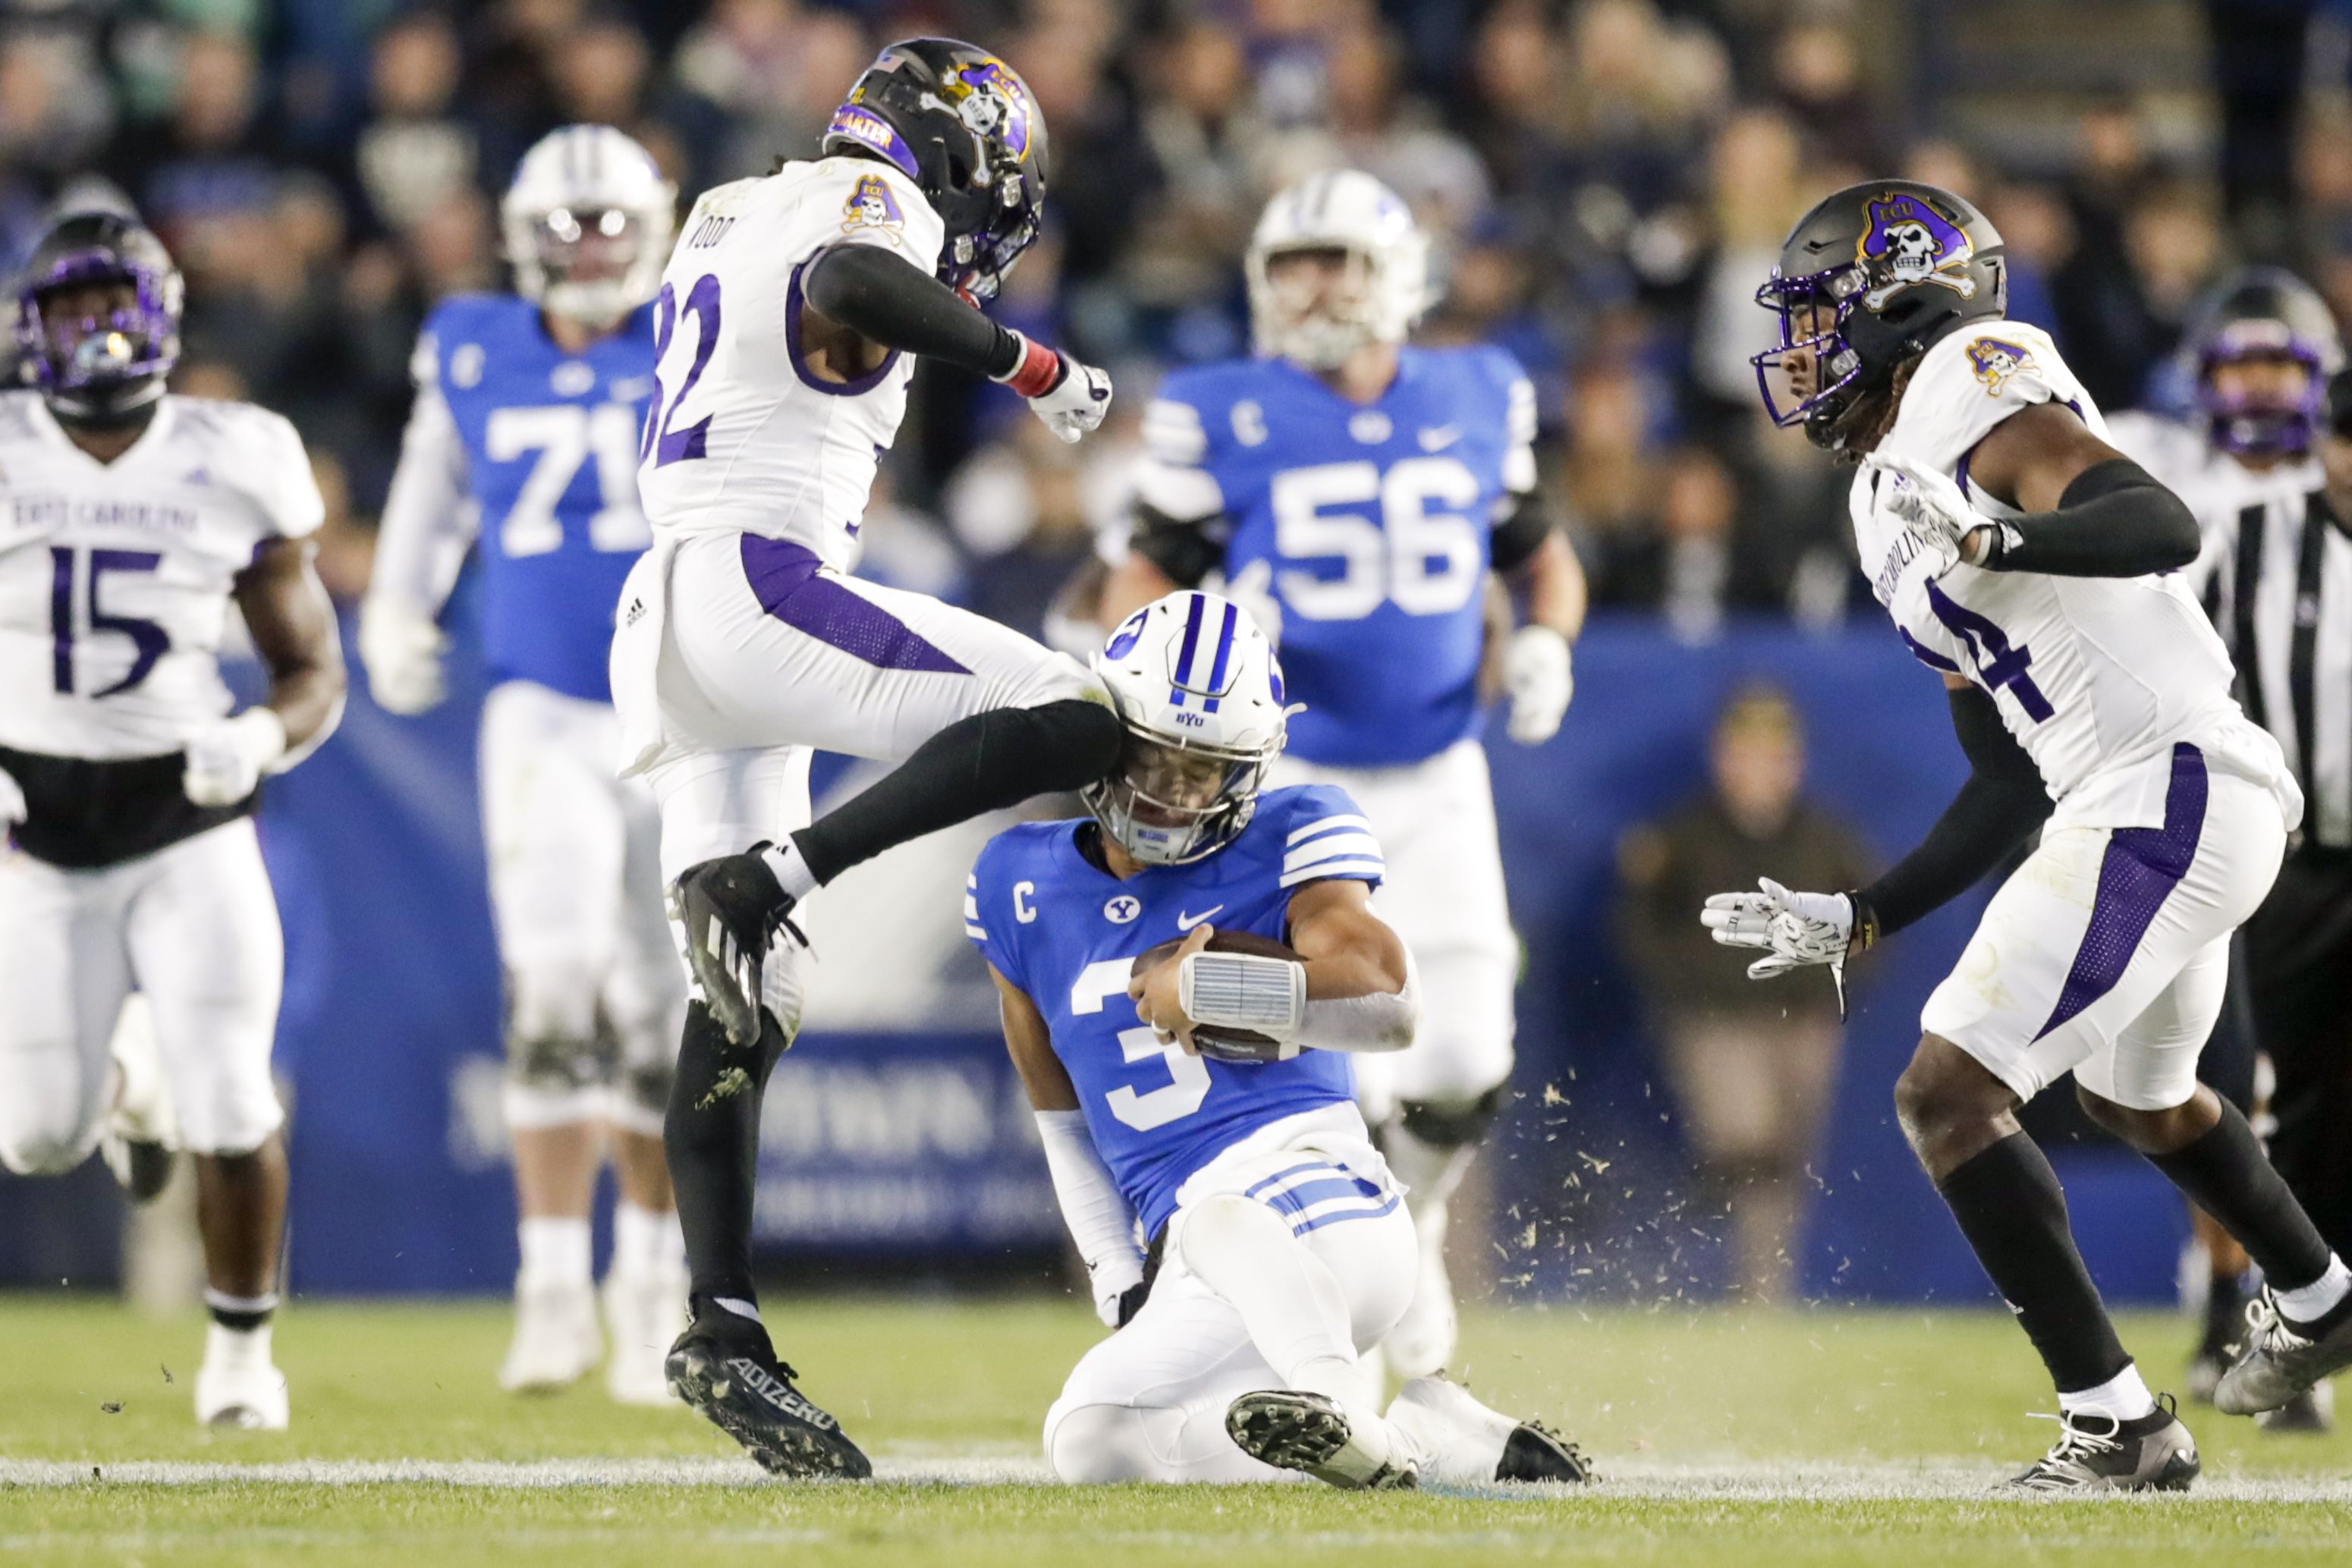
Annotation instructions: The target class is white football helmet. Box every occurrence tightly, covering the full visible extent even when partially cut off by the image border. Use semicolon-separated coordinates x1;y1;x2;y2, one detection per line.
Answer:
1085;592;1289;866
1246;168;1430;369
502;124;677;326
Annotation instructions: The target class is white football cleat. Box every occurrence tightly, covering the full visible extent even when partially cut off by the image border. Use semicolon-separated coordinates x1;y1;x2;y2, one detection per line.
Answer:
1387;1374;1592;1484
602;1264;687;1406
194;1322;288;1429
499;1274;602;1392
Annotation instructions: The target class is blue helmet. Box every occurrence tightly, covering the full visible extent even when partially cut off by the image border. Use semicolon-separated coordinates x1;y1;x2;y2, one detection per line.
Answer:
2184;267;2344;457
16;211;184;423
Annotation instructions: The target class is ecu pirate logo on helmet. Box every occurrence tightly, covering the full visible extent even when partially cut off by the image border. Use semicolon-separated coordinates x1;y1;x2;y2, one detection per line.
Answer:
1857;193;1976;311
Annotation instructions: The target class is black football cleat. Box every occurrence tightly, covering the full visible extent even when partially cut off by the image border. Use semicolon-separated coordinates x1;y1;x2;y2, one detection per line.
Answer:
668;847;800;1048
1226;1390;1417;1490
2215;1288;2352;1416
665;1309;869;1479
1498;1420;1593;1483
103;1136;175;1202
2002;1397;2199;1493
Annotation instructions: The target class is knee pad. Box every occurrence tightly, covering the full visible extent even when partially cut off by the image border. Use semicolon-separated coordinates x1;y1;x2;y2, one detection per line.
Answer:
1397;1085;1508;1152
1046;1402;1162;1484
504;971;620;1103
507;964;603;1050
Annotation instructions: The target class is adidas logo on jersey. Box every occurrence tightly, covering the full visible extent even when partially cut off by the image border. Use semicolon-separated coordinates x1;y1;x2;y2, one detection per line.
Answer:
725;1358;840;1431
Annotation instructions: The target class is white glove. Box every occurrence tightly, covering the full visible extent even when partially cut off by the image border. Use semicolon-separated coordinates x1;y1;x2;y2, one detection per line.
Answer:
183;707;288;808
1502;624;1574;744
1220;557;1284;648
359;598;448;715
1866;453;1991;570
1701;877;1854;979
0;763;23;828
1089;1253;1146;1329
995;330;1113;444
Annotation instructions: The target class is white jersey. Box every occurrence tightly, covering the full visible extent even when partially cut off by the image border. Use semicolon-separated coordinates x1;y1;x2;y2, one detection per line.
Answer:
1854;321;2295;832
636;156;946;572
0;393;322;759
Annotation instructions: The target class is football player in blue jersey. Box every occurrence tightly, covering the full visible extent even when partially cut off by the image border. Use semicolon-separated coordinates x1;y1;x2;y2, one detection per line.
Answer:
360;125;690;1404
973;589;1586;1487
1099;171;1588;1381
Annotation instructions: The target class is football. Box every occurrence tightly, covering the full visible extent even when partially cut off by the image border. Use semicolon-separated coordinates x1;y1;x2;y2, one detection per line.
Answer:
1129;928;1306;1064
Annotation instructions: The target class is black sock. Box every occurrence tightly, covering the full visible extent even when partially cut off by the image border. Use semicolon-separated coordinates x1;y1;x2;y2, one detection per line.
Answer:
2203;1266;2247;1353
791;699;1120;885
203;1290;276;1334
1937;1132;2130;1394
2146;1097;2332;1293
664;1001;789;1307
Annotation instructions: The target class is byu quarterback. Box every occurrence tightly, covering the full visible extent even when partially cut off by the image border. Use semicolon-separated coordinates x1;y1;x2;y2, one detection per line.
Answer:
1099;170;1588;1380
973;590;1586;1488
606;39;1124;1475
1708;179;2352;1490
360;125;689;1405
0;211;345;1427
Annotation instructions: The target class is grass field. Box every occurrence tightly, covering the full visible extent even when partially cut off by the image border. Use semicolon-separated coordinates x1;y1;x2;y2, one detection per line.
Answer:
2;1294;2349;1565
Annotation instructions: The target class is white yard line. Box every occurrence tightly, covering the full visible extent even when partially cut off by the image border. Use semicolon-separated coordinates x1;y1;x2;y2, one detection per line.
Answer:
2;1454;2349;1500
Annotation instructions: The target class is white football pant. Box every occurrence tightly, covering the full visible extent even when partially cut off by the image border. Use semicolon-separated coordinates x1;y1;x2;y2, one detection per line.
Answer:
1045;1113;1415;1482
1269;738;1517;1118
0;819;283;1171
1926;753;2286;1112
641;533;1096;1033
480;680;683;1135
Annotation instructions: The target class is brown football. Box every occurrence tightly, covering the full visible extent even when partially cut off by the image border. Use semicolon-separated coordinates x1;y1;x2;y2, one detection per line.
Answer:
1130;928;1306;1064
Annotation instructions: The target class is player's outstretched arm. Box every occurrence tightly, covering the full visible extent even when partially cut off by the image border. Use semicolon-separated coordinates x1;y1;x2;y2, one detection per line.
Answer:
992;967;1147;1327
1876;403;2200;578
360;354;475;715
189;537;347;807
800;241;1110;442
1703;674;2049;982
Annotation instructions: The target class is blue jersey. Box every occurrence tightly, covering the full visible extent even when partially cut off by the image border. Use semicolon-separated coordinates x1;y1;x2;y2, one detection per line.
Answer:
967;786;1382;1236
423;293;660;702
1138;346;1538;767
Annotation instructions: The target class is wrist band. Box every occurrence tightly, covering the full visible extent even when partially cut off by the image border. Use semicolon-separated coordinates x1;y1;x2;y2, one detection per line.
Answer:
992;329;1063;398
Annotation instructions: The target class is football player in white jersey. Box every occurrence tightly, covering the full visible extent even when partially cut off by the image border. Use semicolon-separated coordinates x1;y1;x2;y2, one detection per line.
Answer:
1096;173;1587;1385
0;212;344;1428
607;39;1118;1474
361;126;689;1404
1702;181;2352;1491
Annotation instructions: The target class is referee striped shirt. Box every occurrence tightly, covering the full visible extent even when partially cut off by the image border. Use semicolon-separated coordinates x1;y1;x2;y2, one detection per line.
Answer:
2186;460;2352;848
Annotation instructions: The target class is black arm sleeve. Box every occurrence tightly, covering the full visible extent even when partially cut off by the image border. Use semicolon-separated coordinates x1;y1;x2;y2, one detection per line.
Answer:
1854;684;2052;939
800;242;1023;378
1129;501;1228;589
1489;492;1553;574
1982;457;2200;577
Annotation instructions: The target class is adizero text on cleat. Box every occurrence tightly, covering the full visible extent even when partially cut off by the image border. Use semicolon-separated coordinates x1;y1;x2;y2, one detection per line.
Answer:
665;1319;869;1479
2003;1398;2199;1493
1498;1420;1593;1483
1225;1390;1416;1490
669;849;798;1047
2215;1288;2352;1416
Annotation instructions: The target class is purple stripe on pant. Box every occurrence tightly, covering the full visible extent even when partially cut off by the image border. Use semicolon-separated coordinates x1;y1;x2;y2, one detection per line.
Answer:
2034;743;2209;1041
738;534;970;675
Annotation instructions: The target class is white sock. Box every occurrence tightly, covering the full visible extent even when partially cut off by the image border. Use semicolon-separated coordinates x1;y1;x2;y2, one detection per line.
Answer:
2275;1255;2352;1324
758;840;818;902
517;1216;593;1287
713;1295;762;1324
610;1202;684;1280
204;1318;273;1369
2058;1362;2156;1422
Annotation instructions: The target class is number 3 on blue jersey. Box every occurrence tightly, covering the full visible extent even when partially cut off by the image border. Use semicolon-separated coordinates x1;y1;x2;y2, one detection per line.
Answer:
1071;959;1209;1131
1271;455;1484;621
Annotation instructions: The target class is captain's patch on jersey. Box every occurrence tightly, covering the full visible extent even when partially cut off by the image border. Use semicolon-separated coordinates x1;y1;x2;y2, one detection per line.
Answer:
842;174;906;235
1965;336;2034;397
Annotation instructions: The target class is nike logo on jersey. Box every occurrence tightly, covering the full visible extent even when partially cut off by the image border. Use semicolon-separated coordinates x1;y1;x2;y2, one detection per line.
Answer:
1176;905;1224;932
1418;424;1461;451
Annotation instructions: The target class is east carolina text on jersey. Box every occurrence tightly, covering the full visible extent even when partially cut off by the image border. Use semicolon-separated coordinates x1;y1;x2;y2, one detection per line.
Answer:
1137;346;1536;767
417;292;658;702
0;393;322;759
968;784;1384;1236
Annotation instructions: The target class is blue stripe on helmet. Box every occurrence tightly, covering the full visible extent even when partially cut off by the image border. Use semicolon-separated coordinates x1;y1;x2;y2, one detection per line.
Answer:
1201;600;1237;714
1169;592;1206;703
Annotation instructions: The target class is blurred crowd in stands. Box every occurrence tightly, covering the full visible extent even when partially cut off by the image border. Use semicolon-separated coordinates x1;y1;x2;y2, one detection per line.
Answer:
2;0;2343;643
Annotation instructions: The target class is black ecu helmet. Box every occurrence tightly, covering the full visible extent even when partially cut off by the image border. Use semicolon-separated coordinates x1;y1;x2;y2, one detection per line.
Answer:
15;210;184;425
1753;180;2007;452
822;38;1047;305
2181;266;2344;457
